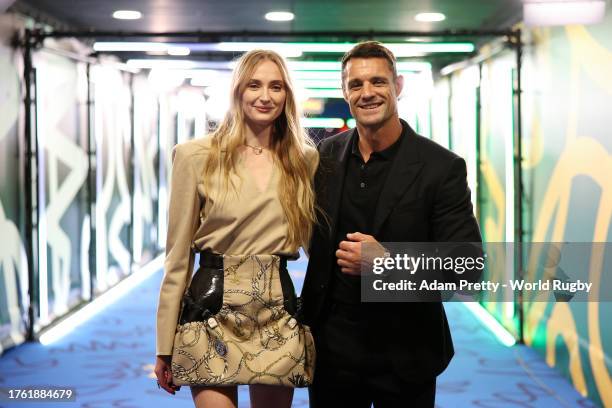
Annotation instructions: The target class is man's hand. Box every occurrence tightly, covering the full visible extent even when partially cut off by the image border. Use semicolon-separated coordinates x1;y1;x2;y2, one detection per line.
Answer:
336;232;385;275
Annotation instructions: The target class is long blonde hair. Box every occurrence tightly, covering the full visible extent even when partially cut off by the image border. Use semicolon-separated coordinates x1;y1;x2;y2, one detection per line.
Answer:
203;50;318;250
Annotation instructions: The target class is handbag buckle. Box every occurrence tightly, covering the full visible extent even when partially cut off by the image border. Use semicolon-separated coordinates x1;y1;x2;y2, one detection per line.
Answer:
207;317;218;328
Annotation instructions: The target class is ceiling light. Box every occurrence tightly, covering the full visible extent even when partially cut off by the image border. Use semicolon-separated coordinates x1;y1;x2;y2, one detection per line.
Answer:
216;42;352;53
126;59;199;69
167;46;191;56
127;59;233;70
94;42;167;52
388;43;473;56
293;71;425;88
302;89;344;99
398;61;433;71
112;10;142;20
302;118;345;128
218;42;470;56
287;60;432;72
95;41;467;58
296;79;342;89
292;71;342;80
265;11;295;21
414;12;446;22
287;61;342;71
523;0;606;26
216;42;302;57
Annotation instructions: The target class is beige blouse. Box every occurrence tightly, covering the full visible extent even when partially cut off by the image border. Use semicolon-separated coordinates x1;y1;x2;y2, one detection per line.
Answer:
156;136;318;355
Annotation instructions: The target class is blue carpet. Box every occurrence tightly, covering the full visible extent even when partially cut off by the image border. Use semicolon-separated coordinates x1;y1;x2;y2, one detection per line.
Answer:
0;256;596;408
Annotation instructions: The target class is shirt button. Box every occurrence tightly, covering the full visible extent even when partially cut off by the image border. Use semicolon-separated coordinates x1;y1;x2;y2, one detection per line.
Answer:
360;182;366;188
360;164;365;170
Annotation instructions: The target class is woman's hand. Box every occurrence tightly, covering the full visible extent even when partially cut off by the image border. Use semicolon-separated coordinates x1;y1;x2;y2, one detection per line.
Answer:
155;355;181;394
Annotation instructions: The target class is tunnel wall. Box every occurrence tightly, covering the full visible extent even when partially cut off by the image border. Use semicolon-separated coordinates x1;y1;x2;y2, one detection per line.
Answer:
439;15;612;407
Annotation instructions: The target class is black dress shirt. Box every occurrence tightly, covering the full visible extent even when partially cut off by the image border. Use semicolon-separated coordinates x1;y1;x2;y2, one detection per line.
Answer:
331;127;404;303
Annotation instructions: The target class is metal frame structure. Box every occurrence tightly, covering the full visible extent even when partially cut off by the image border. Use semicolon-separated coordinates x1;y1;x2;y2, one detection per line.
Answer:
32;29;517;40
19;27;525;344
512;29;525;344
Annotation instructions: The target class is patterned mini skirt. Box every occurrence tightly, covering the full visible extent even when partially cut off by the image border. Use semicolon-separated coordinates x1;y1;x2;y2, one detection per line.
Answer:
171;252;315;387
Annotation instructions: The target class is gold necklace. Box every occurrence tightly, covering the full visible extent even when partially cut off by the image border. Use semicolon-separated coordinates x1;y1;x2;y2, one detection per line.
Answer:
244;143;266;155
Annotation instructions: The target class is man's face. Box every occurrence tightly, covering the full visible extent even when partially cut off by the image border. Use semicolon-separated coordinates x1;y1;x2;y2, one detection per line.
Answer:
342;57;403;129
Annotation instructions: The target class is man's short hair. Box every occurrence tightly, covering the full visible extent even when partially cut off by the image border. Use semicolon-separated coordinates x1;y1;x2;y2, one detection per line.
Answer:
341;41;398;84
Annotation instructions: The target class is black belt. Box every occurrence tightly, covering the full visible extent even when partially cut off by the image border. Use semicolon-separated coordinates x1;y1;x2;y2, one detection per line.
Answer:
198;251;288;270
192;250;299;321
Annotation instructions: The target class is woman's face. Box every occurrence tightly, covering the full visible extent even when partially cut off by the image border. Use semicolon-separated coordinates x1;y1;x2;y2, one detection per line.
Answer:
241;59;287;129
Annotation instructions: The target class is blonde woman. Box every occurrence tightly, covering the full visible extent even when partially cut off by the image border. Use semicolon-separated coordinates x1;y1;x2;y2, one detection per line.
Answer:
154;50;318;408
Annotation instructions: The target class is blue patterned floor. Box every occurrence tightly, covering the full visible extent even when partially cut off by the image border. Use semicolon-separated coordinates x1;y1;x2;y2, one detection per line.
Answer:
0;256;597;407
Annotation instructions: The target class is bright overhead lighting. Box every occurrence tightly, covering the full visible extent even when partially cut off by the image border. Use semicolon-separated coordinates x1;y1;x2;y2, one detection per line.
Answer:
265;11;295;21
302;118;345;128
112;10;142;20
388;43;473;56
218;42;352;53
94;42;168;52
288;60;432;72
126;59;199;69
302;88;344;99
95;41;467;58
94;42;191;56
189;70;225;87
288;61;342;71
415;12;446;22
292;68;428;84
126;59;233;70
523;0;606;26
296;79;342;89
398;61;433;71
216;42;302;57
292;71;342;80
148;69;186;90
219;42;471;56
167;46;191;56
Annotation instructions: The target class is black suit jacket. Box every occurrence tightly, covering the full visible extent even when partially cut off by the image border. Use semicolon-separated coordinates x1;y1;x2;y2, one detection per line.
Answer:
302;120;482;380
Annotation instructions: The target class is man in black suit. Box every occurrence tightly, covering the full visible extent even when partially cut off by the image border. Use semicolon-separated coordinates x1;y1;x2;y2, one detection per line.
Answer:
302;41;482;407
